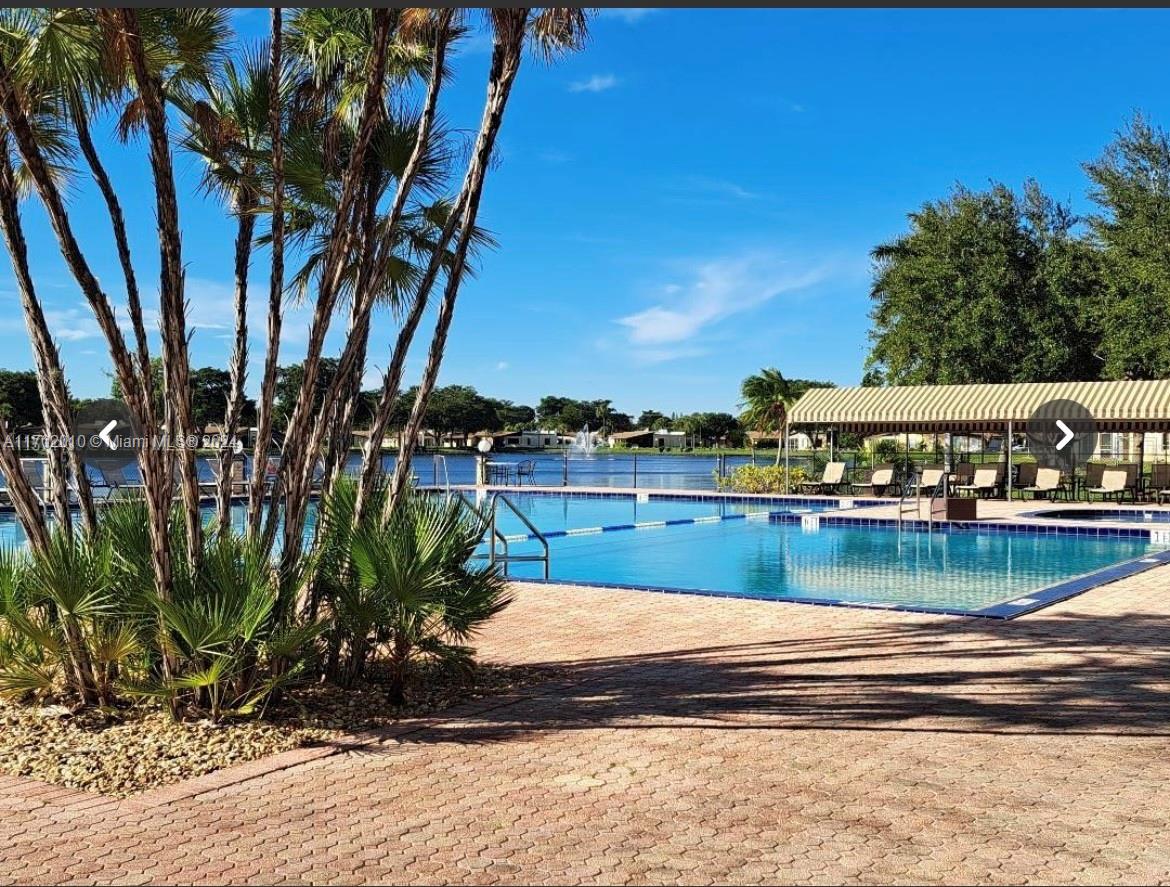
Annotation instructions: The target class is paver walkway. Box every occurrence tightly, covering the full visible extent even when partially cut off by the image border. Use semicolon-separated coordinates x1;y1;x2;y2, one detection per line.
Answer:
3;570;1170;885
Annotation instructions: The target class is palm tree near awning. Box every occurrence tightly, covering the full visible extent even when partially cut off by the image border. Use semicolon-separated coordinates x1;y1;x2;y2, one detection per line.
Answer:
740;368;797;466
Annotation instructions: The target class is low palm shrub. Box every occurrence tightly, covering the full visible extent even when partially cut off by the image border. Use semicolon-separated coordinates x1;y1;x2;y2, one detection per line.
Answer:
316;479;510;704
1;487;511;719
0;502;323;721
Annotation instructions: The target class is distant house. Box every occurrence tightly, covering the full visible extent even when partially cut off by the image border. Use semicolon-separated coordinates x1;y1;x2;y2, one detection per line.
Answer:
476;429;563;449
609;428;687;449
747;430;814;450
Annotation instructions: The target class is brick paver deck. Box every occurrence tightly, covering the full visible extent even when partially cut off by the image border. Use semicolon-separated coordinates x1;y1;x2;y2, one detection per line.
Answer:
4;569;1170;884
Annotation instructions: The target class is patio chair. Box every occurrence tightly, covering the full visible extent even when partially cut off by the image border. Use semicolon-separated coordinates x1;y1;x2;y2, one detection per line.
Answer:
798;461;848;495
1020;467;1066;500
1151;464;1170;506
18;459;48;507
515;459;537;486
1012;462;1038;498
92;463;147;501
850;465;898;497
1117;462;1141;502
918;465;945;494
949;461;975;488
955;467;1000;498
1087;468;1130;503
1082;462;1105;500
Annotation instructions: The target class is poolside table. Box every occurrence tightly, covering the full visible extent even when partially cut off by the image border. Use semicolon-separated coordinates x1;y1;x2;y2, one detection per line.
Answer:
486;461;515;485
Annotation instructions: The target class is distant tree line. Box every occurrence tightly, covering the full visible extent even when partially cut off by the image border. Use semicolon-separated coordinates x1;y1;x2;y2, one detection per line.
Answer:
867;114;1170;385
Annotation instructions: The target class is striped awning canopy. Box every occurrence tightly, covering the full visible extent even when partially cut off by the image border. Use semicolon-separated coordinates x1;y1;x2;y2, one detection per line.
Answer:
788;380;1170;433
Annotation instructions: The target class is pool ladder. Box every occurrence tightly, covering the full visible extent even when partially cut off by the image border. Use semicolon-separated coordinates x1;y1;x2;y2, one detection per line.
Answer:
458;491;550;579
897;471;947;531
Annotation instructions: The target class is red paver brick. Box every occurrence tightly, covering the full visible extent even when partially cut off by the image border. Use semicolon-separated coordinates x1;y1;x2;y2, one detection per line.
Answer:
4;571;1170;884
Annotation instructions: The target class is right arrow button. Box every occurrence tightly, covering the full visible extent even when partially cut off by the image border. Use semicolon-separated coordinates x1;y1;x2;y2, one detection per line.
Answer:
1055;419;1074;451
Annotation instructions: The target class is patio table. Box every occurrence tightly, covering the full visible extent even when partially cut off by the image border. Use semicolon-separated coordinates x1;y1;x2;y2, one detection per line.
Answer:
486;461;515;485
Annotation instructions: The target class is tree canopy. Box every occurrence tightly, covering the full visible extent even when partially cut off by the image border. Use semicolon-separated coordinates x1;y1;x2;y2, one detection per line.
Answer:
867;114;1170;386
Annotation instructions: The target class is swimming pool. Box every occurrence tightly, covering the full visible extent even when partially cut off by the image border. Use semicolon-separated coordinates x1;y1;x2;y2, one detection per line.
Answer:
1028;508;1170;524
488;493;1170;617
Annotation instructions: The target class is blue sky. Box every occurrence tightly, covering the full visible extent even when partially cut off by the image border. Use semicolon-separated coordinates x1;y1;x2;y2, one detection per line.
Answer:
5;8;1169;416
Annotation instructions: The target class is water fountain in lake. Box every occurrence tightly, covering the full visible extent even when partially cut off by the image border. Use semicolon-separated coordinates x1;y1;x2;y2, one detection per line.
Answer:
568;424;596;456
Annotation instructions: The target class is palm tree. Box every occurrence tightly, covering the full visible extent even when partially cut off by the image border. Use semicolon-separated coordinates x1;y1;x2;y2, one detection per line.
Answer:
270;8;395;566
386;8;590;510
178;46;277;533
740;368;797;466
247;7;286;539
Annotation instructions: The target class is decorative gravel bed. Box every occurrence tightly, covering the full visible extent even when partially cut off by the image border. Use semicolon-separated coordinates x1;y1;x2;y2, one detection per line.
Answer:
0;662;560;797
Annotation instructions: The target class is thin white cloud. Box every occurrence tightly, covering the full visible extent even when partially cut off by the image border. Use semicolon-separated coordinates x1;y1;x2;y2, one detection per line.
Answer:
599;8;657;24
569;74;618;94
681;176;762;201
496;360;509;371
615;253;828;362
44;308;101;342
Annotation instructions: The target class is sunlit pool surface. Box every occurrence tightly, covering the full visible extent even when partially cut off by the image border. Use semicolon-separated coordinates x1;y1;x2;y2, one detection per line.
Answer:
460;491;843;537
485;495;1168;617
1029;508;1170;524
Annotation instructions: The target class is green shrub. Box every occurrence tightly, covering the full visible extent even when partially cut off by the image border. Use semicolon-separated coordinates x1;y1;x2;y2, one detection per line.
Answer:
0;501;321;721
714;464;809;493
315;480;511;704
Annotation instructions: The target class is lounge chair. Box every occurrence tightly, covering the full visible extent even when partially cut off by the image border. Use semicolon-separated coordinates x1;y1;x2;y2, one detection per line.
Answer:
799;461;848;495
950;461;975;488
1087;469;1130;503
918;465;945;493
1151;464;1170;506
851;465;898;497
18;459;48;507
1020;467;1065;500
92;463;147;501
1012;463;1038;498
955;467;999;498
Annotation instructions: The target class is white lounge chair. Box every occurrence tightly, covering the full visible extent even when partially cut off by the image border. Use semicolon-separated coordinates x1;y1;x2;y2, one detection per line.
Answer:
851;466;897;497
1021;467;1065;501
1087;469;1129;503
956;467;999;498
798;461;848;495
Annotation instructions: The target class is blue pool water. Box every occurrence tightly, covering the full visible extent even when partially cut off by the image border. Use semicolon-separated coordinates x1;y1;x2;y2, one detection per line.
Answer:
463;492;841;537
491;496;1166;616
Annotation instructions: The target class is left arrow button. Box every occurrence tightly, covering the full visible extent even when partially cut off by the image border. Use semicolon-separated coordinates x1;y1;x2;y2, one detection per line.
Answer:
99;419;119;450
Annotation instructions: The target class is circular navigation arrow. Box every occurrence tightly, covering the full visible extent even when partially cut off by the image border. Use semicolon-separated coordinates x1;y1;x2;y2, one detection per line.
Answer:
1026;399;1097;473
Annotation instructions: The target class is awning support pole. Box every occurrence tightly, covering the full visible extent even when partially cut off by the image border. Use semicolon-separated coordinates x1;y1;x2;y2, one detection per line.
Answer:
1006;419;1013;500
784;421;790;492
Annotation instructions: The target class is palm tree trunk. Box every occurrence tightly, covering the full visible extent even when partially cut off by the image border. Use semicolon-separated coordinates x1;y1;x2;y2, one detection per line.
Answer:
72;101;153;388
216;198;256;535
248;7;285;540
320;14;454;504
277;9;393;565
0;427;48;554
387;18;528;511
0;64;172;590
0;144;84;533
120;9;203;567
